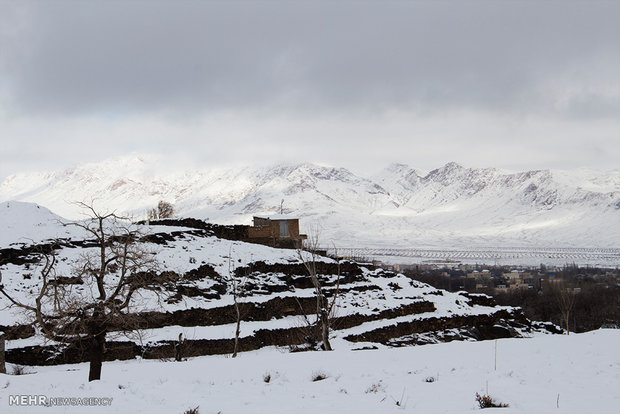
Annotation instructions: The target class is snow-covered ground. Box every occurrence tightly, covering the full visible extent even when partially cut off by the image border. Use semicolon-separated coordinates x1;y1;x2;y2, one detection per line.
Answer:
1;175;618;414
1;330;618;414
0;202;75;248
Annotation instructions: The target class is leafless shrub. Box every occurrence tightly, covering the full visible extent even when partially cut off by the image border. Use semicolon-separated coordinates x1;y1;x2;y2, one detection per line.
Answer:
311;371;329;382
365;381;385;394
183;406;200;414
225;245;249;358
10;365;33;376
475;392;509;408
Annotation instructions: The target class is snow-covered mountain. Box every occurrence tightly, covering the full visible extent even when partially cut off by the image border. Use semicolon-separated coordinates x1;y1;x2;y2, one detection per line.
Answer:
0;155;618;248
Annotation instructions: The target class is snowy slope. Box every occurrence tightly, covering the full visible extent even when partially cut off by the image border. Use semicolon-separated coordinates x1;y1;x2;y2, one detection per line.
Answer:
0;216;520;340
0;201;77;248
0;155;618;248
0;204;538;369
0;330;618;414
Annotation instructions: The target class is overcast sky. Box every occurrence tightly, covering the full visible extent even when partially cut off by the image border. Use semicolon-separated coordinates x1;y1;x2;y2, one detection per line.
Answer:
0;0;618;180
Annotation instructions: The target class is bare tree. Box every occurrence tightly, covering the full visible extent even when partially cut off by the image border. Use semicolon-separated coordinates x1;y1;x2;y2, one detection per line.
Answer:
0;202;173;381
226;245;248;358
146;207;159;221
157;201;174;219
297;231;340;351
553;281;577;335
146;200;175;220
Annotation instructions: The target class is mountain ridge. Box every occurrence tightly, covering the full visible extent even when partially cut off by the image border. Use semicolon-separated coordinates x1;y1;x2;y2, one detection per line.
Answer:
1;155;618;248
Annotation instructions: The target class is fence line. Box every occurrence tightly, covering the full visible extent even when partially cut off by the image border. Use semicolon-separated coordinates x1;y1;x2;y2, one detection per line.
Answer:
324;247;620;262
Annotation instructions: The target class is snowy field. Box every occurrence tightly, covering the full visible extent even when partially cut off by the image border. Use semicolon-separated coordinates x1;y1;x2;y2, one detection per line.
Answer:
355;249;620;268
1;330;619;414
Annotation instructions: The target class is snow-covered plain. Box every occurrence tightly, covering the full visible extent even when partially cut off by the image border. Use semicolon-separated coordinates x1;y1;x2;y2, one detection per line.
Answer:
1;330;618;414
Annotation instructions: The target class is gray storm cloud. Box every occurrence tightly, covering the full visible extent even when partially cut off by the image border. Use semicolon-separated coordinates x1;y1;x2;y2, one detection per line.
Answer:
0;1;618;178
1;1;617;117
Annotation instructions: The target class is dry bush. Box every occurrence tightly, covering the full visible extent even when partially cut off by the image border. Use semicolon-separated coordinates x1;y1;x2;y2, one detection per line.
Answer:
365;381;385;394
10;365;27;375
475;392;509;408
311;370;329;382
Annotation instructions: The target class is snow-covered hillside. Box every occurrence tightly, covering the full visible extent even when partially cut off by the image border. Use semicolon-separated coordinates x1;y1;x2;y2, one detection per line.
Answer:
0;202;73;247
0;155;618;249
1;203;542;367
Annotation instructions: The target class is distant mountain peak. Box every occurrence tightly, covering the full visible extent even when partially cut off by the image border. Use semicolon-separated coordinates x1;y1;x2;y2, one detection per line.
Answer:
427;161;465;175
1;157;618;248
444;161;465;170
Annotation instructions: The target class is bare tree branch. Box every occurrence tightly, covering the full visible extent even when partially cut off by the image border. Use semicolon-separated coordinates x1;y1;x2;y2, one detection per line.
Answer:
1;202;168;381
296;227;339;351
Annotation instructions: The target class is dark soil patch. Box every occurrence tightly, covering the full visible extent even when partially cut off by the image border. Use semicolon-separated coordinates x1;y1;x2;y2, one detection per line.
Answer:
137;218;250;241
239;260;364;280
0;324;35;340
344;309;528;344
183;264;221;281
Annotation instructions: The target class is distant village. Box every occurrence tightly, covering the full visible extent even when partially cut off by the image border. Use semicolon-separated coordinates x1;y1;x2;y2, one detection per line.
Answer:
385;262;620;295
